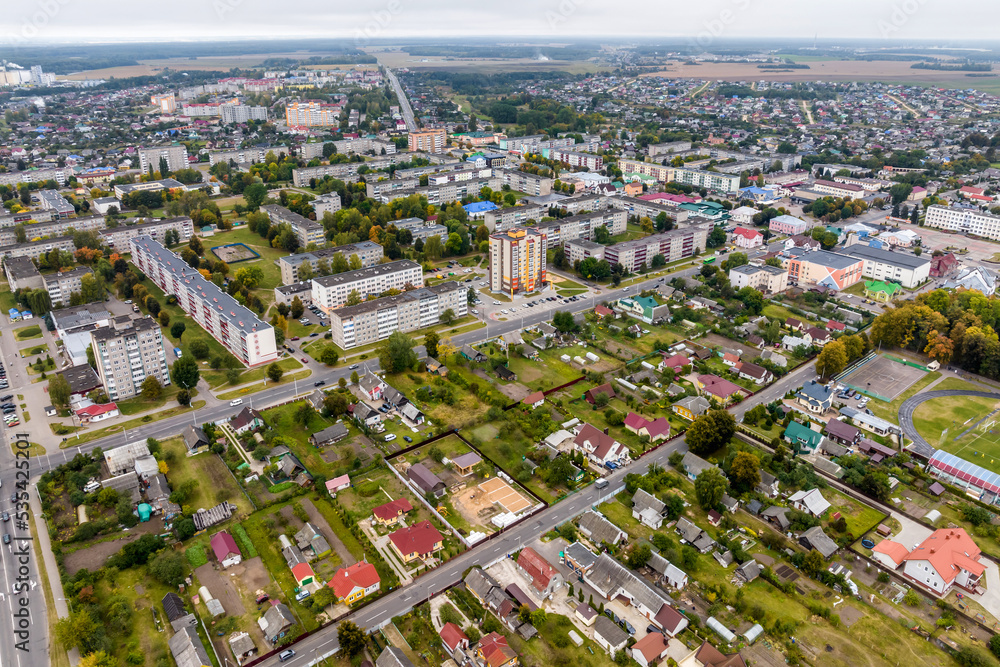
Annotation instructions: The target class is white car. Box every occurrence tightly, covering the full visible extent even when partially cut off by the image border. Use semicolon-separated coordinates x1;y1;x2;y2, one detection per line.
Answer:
384;433;397;442
493;300;501;305
230;399;243;406
501;309;509;314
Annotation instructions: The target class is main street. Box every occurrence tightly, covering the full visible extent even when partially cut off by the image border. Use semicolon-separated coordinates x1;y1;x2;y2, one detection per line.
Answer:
381;67;417;133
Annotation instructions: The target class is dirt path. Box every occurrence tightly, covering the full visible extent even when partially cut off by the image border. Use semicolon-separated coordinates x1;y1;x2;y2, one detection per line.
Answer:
800;100;814;124
302;498;356;568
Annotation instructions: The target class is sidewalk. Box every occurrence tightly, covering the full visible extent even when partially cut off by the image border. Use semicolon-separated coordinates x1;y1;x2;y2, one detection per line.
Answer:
30;480;79;666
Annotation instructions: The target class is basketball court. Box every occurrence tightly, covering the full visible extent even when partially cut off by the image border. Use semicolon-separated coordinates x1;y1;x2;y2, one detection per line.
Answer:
839;355;927;402
478;477;532;514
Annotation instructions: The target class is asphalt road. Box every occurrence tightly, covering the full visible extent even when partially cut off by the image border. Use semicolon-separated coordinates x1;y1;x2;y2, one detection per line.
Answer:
0;320;49;667
383;68;416;133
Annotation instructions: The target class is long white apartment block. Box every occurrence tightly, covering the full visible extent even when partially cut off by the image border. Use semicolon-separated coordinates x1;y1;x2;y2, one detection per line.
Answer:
925;205;1000;240
130;236;277;367
311;260;423;314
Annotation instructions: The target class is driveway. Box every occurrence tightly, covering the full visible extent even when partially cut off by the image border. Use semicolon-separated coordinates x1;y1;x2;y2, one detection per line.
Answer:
972;561;1000;619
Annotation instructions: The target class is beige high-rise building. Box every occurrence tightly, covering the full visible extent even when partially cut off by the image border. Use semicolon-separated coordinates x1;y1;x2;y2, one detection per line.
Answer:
408;128;446;153
151;93;176;113
90;316;171;401
489;228;547;296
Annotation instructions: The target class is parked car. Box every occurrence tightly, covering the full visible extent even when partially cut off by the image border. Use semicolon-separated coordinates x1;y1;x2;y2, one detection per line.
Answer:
230;399;243;407
278;650;295;662
384;434;397;442
294;590;310;601
349;364;359;370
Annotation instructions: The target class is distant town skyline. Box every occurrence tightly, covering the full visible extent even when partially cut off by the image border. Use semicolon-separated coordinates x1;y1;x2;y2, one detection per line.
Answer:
4;1;1000;45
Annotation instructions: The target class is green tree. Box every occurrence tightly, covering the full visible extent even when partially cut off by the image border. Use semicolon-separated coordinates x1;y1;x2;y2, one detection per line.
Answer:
728;451;761;493
148;550;186;586
694;467;728;509
320;347;339;365
338;620;367;657
243;182;268;210
266;363;284;382
439;308;456;325
627;543;652;569
350;371;360;384
171;355;200;389
707;227;727;248
552;310;578;333
802;549;824;576
49;374;72;407
290;297;305;319
141;376;162;400
424;331;440;359
170;321;187;341
686;410;736;456
378;331;417;373
816;340;848;378
736;286;764;315
189;339;210;359
295;403;315;426
235;265;264;289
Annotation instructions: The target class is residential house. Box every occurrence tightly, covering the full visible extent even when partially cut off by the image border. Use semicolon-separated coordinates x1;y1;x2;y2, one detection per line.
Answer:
659;353;691;373
388;521;443;563
805;327;831;347
630;632;670;667
594;617;630;658
575;603;598;626
522;391;545;409
632;488;667;529
880;529;985;596
732;227;764;249
624;412;670;442
789;488;831;517
477;632;519;667
761;505;790;531
647;552;688;590
584;383;617;405
564;541;599;576
573;423;627;466
676;517;716;553
783;421;823;454
162;592;197;632
452;452;483;476
358;373;387;400
329;561;380;604
228;632;257;665
461;345;486;363
376;647;416;667
169;626;213;667
325;475;351;495
258;603;296;645
400;402;425;425
697;375;743;403
684;641;748;667
825;419;860;446
439;622;470;657
291;562;315;587
517;547;564;599
680;451;718;482
407;463;446;497
735;361;772;385
382;385;408;409
294;522;332;559
425;358;448;375
782;334;811;351
577;511;627;546
735;560;762;583
673;395;710;421
799;526;838;559
210;531;242;569
372;498;413;526
182;425;209;453
757;471;779;498
796;380;834;413
311;424;349;447
352;402;383;428
230;407;264;435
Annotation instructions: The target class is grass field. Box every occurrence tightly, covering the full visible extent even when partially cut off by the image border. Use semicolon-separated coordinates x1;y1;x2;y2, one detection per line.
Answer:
203;357;303;389
913;378;1000;466
14;325;42;340
216;370;312;400
162;436;254;515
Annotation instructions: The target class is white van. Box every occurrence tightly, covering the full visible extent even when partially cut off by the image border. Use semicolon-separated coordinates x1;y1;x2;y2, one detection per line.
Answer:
230;399;244;407
384;433;397;442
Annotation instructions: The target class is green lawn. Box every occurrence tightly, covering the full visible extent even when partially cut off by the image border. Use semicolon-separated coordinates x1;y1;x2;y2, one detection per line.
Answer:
216;370;312;400
0;291;17;312
116;384;192;415
203;357;303;389
824;488;886;538
14;325;42;340
912;384;1000;451
762;303;819;327
259;400;354;479
58;400;207;447
161;436;254;515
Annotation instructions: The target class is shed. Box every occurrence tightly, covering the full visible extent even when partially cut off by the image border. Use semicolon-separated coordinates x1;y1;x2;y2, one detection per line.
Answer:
706;617;736;644
925;509;942;524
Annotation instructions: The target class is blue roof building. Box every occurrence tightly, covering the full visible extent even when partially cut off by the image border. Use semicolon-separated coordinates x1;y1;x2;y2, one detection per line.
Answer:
462;201;500;220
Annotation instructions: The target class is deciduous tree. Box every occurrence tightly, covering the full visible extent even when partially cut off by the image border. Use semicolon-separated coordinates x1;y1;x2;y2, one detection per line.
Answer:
694;467;728;509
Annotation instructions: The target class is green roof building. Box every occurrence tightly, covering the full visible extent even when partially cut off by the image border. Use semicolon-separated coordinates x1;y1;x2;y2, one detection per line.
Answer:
784;420;823;454
864;280;902;303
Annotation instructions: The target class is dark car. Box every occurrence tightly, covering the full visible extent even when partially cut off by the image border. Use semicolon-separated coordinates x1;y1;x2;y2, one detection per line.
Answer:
1;512;8;522
9;493;17;504
314;381;326;387
2;534;9;545
309;333;320;337
0;396;11;402
646;624;663;635
403;436;412;443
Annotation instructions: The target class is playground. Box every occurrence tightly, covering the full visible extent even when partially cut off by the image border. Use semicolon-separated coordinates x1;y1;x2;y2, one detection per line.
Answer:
839;354;927;402
211;242;260;264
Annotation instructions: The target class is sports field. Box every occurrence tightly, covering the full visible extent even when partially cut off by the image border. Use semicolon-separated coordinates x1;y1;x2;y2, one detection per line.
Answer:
840;355;927;401
913;387;1000;472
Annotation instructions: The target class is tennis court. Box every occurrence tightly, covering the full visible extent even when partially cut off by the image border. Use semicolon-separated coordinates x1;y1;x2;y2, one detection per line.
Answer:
840;355;927;402
479;477;532;514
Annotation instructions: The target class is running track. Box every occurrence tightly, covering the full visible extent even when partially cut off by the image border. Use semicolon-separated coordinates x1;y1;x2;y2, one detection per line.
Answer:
898;389;1000;457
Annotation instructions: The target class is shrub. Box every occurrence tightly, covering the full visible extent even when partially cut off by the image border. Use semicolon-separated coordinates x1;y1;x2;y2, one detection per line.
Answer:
355;481;380;497
186;545;208;568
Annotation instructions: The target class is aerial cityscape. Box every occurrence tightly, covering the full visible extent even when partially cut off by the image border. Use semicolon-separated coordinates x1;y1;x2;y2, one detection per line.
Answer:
10;5;1000;667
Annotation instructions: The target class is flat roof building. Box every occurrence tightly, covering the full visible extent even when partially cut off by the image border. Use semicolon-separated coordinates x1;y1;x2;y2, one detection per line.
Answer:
131;236;277;367
91;316;171;401
311;260;423;313
261;205;325;249
489;227;547;296
278;241;383;285
843;245;931;289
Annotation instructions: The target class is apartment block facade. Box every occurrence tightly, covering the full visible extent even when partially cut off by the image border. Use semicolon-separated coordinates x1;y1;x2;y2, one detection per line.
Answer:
0;214;104;246
727;264;789;294
329;282;467;349
91;316;171;400
285;101;342;127
537;210;627;246
924;205;1000;240
137;145;189;174
547;149;604;171
44;267;93;307
220;104;267;124
313;193;342;217
615;159;741;194
483;205;545;232
311;260;423;313
489;228;547;295
408;128;447;153
500;170;553;196
100;217;194;252
376;178;501;206
602;226;709;272
843;245;931;289
278;242;384;285
131;236;278;367
261;205;325;248
783;249;864;291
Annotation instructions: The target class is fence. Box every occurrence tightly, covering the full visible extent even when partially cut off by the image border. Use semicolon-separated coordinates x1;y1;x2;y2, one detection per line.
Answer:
883;353;930;372
501;375;586;411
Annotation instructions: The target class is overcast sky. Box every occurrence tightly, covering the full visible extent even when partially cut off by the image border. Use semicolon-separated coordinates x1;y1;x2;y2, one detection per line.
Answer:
4;0;1000;45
